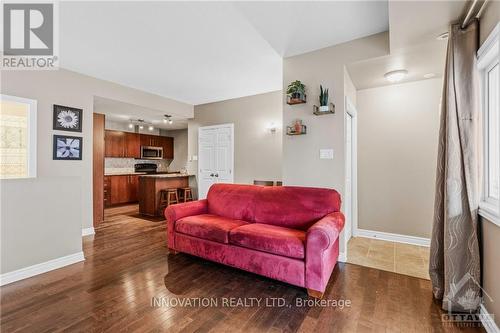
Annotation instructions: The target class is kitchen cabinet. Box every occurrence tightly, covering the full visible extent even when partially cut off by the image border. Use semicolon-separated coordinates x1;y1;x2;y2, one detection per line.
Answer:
139;134;174;159
105;175;140;206
104;130;173;159
104;130;140;158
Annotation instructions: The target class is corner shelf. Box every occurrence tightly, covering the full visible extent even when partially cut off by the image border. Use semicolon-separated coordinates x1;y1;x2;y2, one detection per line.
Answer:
313;103;335;115
286;125;307;136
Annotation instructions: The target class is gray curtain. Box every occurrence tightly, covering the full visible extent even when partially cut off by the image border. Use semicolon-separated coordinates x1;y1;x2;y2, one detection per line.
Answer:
429;20;481;313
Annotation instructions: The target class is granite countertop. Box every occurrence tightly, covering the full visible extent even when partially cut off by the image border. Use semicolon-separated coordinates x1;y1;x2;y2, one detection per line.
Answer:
104;172;148;176
139;173;193;178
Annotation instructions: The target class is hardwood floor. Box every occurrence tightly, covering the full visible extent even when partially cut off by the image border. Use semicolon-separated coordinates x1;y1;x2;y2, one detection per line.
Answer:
0;205;484;332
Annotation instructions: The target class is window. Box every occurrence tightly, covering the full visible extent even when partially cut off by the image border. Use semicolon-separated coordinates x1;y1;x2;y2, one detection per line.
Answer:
478;24;499;225
0;95;37;179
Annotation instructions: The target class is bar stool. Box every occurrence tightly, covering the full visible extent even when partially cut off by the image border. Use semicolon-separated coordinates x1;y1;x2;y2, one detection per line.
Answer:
179;187;193;202
159;188;179;215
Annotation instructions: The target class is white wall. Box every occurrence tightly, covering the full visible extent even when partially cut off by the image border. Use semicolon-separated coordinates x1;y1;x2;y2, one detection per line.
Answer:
188;91;282;193
0;69;192;275
356;78;442;238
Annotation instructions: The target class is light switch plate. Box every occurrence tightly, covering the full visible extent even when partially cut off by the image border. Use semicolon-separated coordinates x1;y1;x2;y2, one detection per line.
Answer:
192;155;198;161
319;149;334;159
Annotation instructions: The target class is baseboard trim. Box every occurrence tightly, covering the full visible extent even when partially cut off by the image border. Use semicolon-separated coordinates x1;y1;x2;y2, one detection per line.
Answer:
82;227;95;236
354;228;430;247
480;303;500;333
338;252;347;263
0;252;85;286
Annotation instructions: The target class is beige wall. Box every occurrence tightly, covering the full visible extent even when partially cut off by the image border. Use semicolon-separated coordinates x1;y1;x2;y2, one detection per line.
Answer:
0;69;192;274
357;78;441;238
479;0;499;46
188;91;282;193
282;32;388;192
481;218;500;327
160;129;188;172
479;4;500;327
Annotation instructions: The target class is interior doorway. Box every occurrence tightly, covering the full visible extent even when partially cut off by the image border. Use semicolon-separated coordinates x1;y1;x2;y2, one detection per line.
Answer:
343;97;357;256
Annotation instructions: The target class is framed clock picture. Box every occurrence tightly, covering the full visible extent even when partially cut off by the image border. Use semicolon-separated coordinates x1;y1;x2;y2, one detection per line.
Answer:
53;104;82;132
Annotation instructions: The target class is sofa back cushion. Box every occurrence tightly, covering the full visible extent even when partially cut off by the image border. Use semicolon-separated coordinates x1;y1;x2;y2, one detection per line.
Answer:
207;184;258;221
207;184;341;229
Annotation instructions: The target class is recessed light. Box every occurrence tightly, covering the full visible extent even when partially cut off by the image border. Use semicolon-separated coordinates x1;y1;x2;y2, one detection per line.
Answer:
424;73;436;79
384;70;408;83
436;32;449;40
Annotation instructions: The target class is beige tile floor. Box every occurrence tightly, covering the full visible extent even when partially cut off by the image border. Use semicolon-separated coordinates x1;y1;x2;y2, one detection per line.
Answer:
346;237;430;280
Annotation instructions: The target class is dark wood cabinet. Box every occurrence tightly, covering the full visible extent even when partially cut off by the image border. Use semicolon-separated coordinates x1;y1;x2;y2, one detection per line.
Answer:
124;132;140;158
104;130;140;158
105;130;173;159
105;175;140;206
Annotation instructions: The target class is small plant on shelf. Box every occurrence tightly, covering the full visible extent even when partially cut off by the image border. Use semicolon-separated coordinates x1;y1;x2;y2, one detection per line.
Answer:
313;84;335;115
319;85;329;111
286;119;307;135
286;80;306;104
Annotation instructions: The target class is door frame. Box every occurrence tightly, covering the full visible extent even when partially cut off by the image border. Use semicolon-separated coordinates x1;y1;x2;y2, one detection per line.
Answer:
197;123;235;198
343;96;358;256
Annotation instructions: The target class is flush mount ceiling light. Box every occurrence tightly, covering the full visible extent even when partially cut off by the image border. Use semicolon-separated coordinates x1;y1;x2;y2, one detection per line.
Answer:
164;114;173;125
384;69;408;83
424;73;436;79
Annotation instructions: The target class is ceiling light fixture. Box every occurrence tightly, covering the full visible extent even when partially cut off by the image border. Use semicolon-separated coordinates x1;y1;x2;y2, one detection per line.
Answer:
164;114;173;125
139;125;144;130
423;73;436;79
128;122;134;129
384;69;408;83
148;125;154;131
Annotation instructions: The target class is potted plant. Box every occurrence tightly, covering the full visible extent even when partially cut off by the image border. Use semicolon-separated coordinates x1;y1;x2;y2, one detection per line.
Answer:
286;80;306;103
319;85;329;112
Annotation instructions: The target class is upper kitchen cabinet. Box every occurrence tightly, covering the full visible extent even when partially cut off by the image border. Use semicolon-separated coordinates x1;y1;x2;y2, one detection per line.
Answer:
140;134;174;159
104;130;140;158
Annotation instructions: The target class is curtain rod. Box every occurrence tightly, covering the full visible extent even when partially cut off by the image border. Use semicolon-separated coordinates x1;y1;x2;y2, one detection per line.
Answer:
461;0;489;28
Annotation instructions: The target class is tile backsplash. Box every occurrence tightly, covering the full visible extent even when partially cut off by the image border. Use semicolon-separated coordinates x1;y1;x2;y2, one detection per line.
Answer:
105;158;170;174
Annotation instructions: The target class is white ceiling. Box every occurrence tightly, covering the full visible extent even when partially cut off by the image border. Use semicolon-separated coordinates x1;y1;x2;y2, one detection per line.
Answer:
347;40;447;90
94;96;189;130
233;1;389;57
59;1;390;105
346;0;466;90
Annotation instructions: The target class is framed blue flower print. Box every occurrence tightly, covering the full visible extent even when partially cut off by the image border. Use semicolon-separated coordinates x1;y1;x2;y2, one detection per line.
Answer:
53;135;83;160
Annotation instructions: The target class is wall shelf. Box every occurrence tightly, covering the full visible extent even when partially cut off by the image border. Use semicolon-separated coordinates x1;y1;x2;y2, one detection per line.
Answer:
313;103;335;115
286;125;307;136
287;95;307;105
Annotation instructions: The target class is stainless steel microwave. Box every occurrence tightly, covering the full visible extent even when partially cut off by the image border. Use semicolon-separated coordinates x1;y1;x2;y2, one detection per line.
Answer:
140;146;163;160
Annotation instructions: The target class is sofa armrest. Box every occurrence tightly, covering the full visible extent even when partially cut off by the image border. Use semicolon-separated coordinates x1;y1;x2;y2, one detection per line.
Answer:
305;212;345;293
165;199;208;250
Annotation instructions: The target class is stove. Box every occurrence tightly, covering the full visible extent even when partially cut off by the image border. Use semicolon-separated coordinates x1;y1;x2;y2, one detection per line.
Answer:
134;163;158;174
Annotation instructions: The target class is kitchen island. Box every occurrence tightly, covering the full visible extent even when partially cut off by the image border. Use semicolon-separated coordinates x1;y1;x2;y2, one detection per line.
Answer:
138;174;194;217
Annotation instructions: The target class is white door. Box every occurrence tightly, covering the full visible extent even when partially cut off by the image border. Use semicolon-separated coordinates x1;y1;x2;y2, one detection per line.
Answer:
198;124;234;199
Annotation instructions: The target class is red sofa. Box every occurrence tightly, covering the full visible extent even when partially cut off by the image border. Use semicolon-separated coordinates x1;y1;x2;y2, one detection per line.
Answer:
165;184;345;298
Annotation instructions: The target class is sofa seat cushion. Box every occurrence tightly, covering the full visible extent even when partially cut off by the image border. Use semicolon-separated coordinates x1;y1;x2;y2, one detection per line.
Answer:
229;224;306;259
175;214;249;244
